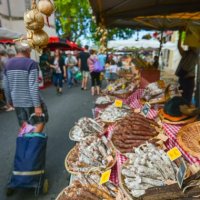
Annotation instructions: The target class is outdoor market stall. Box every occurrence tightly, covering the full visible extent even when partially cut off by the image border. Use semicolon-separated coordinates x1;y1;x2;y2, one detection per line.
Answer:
54;1;200;199
55;75;200;199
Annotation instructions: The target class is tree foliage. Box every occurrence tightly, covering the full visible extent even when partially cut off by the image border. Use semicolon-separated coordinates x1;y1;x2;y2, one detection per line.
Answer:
54;0;134;44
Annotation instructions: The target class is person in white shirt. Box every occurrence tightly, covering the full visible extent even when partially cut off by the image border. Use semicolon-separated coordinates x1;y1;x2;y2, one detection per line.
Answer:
108;60;119;82
65;51;77;88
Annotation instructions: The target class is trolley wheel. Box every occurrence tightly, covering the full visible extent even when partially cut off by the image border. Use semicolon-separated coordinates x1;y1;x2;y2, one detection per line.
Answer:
6;188;15;196
42;178;49;194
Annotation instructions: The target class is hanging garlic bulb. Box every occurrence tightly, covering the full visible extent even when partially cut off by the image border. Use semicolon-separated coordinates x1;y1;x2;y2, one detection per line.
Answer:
37;0;54;17
24;8;44;30
27;30;49;50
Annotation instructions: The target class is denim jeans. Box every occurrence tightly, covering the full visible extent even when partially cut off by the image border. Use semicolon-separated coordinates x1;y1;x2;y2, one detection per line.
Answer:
67;68;73;86
53;73;63;88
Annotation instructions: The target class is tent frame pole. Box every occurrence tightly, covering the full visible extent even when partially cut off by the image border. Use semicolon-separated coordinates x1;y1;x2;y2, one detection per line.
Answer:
195;50;200;107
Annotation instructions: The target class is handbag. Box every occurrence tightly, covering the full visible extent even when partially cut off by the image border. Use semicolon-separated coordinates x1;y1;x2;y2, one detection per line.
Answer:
94;59;103;72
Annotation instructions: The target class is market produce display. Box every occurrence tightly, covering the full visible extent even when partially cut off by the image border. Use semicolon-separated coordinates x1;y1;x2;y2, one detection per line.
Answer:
177;121;200;159
120;143;178;198
103;78;137;99
142;81;180;104
95;96;114;108
56;180;115;200
70;174;127;200
69;117;104;142
111;112;159;153
99;104;131;123
65;136;116;174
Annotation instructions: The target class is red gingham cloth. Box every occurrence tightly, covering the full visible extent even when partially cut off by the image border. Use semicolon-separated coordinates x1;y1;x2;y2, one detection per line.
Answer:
107;124;127;185
127;89;158;119
163;123;200;164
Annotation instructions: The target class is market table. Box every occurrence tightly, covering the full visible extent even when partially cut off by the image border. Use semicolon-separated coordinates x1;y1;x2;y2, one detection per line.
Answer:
96;88;200;185
163;123;200;164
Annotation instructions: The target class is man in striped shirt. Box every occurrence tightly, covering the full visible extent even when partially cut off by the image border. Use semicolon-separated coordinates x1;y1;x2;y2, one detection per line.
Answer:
3;43;48;132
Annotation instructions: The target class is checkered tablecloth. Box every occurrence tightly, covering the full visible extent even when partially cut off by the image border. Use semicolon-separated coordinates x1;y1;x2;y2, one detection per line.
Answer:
127;89;158;119
106;124;127;185
163;123;200;164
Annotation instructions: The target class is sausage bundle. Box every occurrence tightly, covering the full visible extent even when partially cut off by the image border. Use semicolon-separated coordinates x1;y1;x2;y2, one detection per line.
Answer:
111;112;159;153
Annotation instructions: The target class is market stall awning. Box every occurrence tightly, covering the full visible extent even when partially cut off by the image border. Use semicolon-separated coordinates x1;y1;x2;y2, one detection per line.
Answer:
89;0;200;30
0;27;23;39
108;39;177;51
47;37;83;51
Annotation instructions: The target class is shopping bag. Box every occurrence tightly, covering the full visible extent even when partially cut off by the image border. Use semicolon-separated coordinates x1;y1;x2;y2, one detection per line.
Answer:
94;60;104;72
8;133;47;188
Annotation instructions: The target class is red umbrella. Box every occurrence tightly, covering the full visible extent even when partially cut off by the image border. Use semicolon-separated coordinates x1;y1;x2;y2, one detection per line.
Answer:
47;36;83;51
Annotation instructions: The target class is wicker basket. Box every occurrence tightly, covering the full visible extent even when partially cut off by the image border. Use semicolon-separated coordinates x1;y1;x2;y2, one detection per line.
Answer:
118;72;134;80
95;102;113;109
177;121;200;159
111;91;133;99
65;142;117;174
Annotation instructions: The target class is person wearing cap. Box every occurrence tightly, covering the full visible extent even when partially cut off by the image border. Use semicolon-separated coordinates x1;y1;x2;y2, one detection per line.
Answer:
78;45;90;90
175;31;199;104
65;51;77;88
3;43;48;132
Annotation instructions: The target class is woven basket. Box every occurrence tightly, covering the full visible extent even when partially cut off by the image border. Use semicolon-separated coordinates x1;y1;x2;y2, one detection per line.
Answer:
69;119;104;142
55;182;115;200
118;72;134;80
112;91;133;99
65;142;117;174
95;102;113;109
177;121;200;159
55;186;68;200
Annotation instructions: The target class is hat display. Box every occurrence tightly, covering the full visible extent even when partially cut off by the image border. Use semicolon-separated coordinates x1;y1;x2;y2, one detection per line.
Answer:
164;96;188;117
159;96;199;124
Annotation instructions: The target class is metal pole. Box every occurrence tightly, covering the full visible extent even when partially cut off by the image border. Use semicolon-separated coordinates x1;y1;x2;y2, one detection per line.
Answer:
195;50;200;107
7;0;11;20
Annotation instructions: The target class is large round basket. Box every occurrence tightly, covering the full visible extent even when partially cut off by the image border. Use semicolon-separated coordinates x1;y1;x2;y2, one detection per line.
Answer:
95;102;113;109
118;72;134;80
65;143;117;174
55;186;68;200
112;91;133;99
69;126;82;142
177;121;200;159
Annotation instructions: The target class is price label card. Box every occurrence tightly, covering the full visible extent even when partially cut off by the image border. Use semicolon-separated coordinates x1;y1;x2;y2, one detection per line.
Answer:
122;84;126;89
99;169;111;185
115;99;123;108
167;147;182;161
141;102;151;117
108;85;112;91
176;160;187;188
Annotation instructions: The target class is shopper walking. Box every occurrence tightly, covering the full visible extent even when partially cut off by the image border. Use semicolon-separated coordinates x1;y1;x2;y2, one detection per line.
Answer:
87;49;101;96
78;45;90;90
48;49;65;95
65;51;77;88
0;48;15;112
175;31;199;104
3;43;48;132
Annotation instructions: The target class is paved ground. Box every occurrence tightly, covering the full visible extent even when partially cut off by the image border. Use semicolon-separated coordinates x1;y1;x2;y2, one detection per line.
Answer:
0;85;95;200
